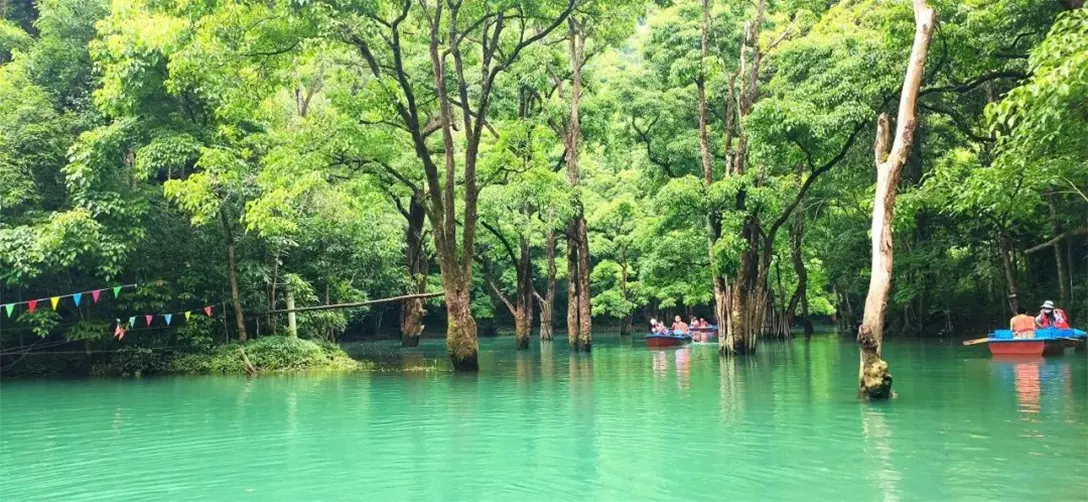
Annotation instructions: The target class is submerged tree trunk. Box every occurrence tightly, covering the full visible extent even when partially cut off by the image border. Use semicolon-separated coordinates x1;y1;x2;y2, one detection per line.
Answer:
857;0;935;400
538;228;557;341
515;231;534;350
565;19;591;352
444;284;478;371
220;208;248;343
401;196;427;347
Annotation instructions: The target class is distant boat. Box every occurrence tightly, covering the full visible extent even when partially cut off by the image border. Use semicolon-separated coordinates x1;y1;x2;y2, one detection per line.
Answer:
646;332;692;348
690;325;719;342
986;328;1086;357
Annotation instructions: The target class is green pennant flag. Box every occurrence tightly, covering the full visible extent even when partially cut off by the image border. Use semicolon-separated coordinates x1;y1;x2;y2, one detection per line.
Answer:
3;304;13;317
112;286;122;298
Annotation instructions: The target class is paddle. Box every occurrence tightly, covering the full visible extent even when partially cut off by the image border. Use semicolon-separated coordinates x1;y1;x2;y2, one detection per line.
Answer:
961;337;990;346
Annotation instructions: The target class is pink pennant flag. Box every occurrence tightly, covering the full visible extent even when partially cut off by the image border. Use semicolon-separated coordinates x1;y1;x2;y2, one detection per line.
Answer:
91;289;102;303
114;320;126;341
204;306;213;317
27;299;38;313
145;315;154;327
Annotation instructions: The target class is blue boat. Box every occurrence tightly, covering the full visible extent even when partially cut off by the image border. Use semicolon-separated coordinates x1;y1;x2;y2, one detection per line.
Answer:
986;328;1086;356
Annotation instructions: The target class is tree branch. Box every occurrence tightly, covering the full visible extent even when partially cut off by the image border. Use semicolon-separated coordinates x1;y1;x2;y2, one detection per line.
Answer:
1025;228;1088;254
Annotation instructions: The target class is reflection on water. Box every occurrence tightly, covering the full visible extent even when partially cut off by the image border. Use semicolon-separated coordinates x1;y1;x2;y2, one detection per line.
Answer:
861;406;901;502
1;335;1085;501
1015;362;1041;416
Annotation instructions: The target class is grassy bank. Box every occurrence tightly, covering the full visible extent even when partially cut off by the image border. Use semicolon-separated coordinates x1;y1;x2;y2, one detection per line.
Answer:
2;337;368;377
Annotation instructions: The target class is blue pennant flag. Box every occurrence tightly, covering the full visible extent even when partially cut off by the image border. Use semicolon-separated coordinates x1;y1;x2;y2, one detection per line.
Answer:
164;314;173;326
73;293;83;307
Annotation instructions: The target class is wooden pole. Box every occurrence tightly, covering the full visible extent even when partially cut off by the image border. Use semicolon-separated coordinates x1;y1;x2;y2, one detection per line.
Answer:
250;292;443;316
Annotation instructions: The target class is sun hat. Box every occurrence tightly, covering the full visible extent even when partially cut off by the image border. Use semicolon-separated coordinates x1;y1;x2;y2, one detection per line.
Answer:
1041;300;1055;309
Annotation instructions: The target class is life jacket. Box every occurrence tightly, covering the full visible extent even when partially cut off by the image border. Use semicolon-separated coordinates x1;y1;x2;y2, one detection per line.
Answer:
1037;308;1070;329
1011;314;1035;334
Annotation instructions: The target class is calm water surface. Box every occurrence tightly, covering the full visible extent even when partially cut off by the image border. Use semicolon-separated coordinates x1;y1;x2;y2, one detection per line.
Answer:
1;335;1086;501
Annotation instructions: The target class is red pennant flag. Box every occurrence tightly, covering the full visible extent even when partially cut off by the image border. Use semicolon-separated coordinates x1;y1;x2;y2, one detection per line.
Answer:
145;315;153;327
204;306;213;317
27;299;38;313
91;289;102;303
114;322;126;341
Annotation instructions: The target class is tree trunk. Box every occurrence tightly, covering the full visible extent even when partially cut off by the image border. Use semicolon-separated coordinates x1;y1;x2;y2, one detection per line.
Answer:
567;222;582;348
1047;195;1070;307
697;0;733;353
401;196;427;347
220;208;248;343
285;284;297;338
857;0;935;400
444;284;479;371
427;7;479;371
999;234;1021;313
566;19;591;352
515;231;534;350
790;208;813;336
539;228;557;341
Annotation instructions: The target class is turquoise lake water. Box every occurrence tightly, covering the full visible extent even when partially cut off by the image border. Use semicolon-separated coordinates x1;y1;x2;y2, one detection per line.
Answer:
1;334;1086;500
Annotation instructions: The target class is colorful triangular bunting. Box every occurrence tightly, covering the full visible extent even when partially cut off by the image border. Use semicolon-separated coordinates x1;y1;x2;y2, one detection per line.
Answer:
27;299;38;313
112;286;122;298
3;304;13;317
129;316;136;328
204;306;213;317
164;314;173;326
114;320;125;341
91;289;102;303
50;296;60;310
73;293;83;306
184;311;191;322
144;315;153;327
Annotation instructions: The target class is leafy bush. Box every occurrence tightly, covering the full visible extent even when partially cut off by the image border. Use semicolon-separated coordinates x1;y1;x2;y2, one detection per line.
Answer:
166;336;362;374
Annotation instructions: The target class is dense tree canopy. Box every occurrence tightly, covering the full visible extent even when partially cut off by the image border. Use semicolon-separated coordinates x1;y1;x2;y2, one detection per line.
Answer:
2;0;1085;372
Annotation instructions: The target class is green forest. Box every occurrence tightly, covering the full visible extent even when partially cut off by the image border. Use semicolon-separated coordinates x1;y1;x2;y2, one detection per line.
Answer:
1;0;1085;385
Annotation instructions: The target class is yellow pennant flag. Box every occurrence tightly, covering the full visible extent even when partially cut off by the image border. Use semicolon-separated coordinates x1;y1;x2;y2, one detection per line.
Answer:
50;296;60;310
184;311;191;321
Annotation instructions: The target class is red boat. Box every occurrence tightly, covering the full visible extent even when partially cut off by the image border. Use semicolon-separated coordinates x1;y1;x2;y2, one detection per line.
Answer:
646;334;692;348
988;338;1077;357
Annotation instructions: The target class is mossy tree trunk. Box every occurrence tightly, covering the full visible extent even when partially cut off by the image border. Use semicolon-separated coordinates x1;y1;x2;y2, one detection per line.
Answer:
858;0;935;400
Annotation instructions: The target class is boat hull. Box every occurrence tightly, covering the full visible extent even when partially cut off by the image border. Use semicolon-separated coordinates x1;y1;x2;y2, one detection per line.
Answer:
690;327;719;342
646;334;691;348
988;339;1069;357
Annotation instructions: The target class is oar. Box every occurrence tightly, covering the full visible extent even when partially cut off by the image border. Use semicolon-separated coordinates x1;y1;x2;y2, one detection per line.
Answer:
961;337;990;346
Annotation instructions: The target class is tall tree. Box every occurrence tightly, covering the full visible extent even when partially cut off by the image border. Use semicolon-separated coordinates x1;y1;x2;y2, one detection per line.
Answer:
339;0;576;370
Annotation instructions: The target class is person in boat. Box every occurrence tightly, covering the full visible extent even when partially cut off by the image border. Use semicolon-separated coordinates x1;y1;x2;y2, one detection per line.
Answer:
671;315;689;335
650;319;668;335
1036;300;1070;329
1010;307;1036;339
698;318;709;328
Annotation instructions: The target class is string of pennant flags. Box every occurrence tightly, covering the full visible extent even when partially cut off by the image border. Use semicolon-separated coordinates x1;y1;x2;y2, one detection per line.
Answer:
1;284;138;317
112;304;218;340
0;283;221;341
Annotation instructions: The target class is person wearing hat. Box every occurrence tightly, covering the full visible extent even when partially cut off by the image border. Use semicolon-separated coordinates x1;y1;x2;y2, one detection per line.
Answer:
1035;300;1070;329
